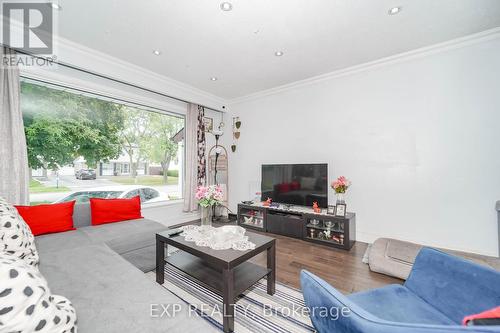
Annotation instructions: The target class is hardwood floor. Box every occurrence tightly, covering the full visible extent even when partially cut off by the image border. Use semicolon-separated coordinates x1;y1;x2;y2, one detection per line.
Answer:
247;230;402;294
171;220;499;296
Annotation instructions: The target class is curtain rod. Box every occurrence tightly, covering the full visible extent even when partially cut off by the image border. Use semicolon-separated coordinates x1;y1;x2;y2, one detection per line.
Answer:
6;46;226;113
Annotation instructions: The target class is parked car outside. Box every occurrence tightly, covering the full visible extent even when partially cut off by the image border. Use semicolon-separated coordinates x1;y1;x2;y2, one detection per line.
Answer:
75;169;97;180
54;185;169;204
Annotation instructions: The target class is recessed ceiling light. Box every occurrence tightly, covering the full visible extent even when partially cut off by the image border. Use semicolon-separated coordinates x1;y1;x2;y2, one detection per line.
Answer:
274;51;284;57
210;77;218;81
220;2;233;11
153;50;161;56
49;2;62;10
388;7;402;15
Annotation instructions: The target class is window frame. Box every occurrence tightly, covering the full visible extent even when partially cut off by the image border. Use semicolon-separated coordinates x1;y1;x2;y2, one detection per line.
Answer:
21;77;186;207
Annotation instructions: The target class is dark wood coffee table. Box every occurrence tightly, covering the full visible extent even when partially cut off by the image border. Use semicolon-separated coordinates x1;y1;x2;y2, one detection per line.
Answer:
156;228;276;333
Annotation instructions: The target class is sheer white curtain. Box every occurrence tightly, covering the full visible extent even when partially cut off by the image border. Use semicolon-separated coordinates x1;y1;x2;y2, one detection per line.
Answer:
0;47;29;205
183;103;206;212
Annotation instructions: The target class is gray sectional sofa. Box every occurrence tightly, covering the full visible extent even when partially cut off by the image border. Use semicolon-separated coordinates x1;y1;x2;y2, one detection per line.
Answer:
35;203;217;333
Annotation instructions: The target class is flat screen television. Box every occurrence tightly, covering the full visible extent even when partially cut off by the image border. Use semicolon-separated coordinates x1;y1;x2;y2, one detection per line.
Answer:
261;163;328;208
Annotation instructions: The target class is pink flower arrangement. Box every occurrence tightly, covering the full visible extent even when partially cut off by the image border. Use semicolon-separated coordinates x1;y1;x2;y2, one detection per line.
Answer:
195;185;224;207
331;176;351;194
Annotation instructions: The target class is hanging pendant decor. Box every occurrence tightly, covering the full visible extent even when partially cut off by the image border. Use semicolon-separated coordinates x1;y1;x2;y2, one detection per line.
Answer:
231;117;241;153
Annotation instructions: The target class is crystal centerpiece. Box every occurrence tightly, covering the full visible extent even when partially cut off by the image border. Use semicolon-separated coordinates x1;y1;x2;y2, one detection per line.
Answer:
180;225;256;251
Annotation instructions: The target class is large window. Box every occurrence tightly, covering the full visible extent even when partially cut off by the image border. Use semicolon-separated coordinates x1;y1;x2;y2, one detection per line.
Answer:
21;81;184;206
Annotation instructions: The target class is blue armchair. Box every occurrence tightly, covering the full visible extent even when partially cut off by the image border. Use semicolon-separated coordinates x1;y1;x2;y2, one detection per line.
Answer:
301;247;500;332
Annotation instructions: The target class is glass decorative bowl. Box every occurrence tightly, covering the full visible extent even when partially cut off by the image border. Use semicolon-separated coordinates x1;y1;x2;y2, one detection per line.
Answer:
310;219;320;226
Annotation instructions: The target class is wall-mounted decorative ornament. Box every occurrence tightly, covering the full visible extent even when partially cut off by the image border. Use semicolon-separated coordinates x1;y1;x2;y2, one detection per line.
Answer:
231;117;241;153
218;110;225;131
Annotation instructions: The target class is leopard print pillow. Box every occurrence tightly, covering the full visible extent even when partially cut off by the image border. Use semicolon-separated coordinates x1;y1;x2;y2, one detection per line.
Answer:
0;197;39;267
0;254;77;332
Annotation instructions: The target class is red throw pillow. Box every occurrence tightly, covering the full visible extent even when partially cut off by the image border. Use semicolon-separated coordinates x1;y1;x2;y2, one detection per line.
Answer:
463;306;500;326
90;196;143;225
15;201;76;236
278;183;291;193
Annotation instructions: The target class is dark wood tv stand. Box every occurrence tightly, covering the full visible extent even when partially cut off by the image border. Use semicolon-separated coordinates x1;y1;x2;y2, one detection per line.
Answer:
237;203;356;250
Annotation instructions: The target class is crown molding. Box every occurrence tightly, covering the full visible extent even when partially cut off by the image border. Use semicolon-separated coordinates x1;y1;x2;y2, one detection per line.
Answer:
230;27;500;105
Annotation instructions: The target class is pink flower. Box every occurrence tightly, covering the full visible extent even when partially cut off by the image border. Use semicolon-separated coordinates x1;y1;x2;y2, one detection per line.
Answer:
331;176;351;193
196;185;224;206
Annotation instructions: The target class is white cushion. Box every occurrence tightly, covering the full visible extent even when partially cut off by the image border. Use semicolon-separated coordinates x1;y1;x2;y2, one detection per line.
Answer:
0;197;39;267
0;254;77;332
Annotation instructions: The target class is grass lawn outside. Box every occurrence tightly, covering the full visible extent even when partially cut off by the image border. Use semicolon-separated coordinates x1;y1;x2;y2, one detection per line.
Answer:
29;179;71;193
108;175;179;186
30;201;52;206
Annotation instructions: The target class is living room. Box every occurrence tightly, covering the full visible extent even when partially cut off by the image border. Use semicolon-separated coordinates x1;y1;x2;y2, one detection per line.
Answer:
1;1;499;332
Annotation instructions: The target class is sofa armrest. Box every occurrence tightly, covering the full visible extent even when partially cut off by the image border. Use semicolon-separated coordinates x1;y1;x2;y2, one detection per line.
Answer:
300;270;499;333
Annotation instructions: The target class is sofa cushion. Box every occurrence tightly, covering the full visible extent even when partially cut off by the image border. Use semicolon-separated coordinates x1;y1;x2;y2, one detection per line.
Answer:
38;244;217;333
405;248;500;324
90;196;142;225
349;284;456;325
78;218;164;243
104;227;166;272
35;229;93;255
72;203;91;228
105;227;164;254
0;253;77;333
35;218;166;272
0;196;18;215
119;245;157;272
0;198;39;267
15;201;76;236
368;238;417;280
368;238;500;280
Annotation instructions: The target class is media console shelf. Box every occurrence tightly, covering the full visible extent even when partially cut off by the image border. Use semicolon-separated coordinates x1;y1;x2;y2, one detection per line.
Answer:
237;203;356;250
237;204;267;231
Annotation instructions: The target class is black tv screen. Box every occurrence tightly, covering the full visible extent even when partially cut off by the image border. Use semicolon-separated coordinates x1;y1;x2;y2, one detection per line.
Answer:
261;164;328;208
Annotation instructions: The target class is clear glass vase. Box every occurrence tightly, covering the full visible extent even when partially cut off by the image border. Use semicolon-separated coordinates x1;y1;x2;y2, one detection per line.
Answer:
336;192;346;204
200;206;213;228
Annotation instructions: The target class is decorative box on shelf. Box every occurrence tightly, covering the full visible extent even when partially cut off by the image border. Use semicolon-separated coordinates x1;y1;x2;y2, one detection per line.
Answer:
237;203;355;250
237;204;267;231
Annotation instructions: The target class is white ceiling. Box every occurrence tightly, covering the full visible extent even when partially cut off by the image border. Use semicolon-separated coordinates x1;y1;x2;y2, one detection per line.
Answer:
56;0;500;99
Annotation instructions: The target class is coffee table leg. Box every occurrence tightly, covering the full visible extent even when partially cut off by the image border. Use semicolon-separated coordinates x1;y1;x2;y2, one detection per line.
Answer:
156;236;165;284
267;242;276;295
222;267;235;333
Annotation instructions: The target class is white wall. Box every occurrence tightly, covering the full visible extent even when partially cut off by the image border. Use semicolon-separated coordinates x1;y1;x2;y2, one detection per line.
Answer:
225;36;500;256
142;202;200;227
